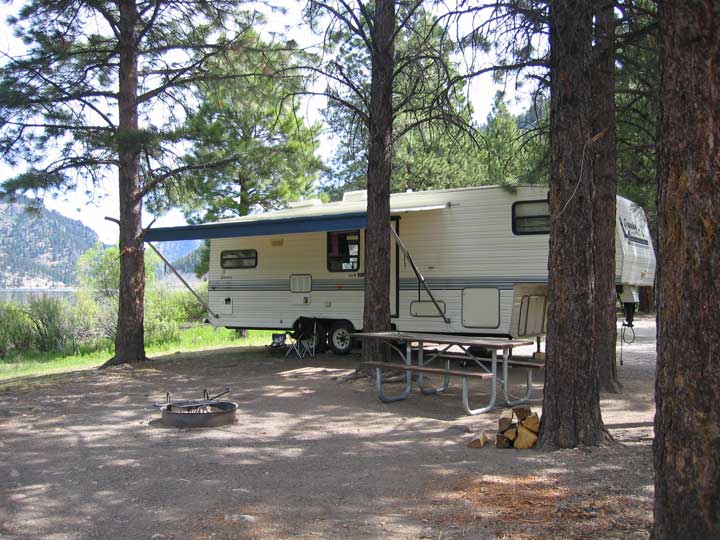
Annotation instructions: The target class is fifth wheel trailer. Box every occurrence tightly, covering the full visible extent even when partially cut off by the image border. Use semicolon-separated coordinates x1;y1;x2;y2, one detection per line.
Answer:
144;185;656;353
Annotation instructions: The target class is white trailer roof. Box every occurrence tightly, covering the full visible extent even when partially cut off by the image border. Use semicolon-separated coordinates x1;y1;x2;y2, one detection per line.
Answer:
143;186;478;242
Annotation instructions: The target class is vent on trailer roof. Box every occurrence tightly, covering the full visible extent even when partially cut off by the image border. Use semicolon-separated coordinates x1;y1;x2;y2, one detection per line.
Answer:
342;190;367;202
288;199;323;208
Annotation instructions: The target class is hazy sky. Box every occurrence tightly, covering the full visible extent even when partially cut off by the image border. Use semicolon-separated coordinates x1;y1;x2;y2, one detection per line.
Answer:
0;2;526;244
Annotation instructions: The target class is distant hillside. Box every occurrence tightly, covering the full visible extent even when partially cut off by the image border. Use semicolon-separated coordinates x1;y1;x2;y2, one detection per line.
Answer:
0;198;99;288
171;243;204;275
152;239;202;265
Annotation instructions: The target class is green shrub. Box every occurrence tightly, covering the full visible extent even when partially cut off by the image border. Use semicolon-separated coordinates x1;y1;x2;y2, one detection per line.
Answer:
94;297;119;341
146;286;182;323
0;284;206;360
166;285;208;323
0;302;35;357
145;283;209;325
76;243;166;343
145;317;180;346
24;296;73;352
77;242;161;299
72;244;211;352
171;283;209;322
144;287;184;346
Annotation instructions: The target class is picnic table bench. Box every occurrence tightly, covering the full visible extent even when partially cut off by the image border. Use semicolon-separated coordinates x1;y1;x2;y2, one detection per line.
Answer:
353;331;542;415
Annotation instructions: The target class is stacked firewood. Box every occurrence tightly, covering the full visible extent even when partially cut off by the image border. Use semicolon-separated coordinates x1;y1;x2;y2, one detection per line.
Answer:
495;406;540;449
468;406;541;449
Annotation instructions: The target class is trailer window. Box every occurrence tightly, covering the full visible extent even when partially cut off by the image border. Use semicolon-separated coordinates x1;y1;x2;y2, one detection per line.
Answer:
512;200;550;235
220;249;258;269
327;230;360;272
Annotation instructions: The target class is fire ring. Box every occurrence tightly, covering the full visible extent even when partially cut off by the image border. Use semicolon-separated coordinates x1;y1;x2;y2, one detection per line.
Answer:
160;401;238;428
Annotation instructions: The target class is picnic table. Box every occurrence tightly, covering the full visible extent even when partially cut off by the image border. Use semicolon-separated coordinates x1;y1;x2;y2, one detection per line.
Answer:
352;331;540;415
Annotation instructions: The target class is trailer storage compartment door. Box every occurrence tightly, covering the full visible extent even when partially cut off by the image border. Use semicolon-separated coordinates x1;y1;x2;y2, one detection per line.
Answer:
462;288;500;328
510;284;548;338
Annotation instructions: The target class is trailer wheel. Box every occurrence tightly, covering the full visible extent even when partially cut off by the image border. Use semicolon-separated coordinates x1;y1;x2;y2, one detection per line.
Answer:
329;321;353;354
468;346;492;359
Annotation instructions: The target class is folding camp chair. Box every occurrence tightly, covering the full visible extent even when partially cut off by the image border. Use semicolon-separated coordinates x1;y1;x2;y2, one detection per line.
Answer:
286;317;317;359
265;333;287;353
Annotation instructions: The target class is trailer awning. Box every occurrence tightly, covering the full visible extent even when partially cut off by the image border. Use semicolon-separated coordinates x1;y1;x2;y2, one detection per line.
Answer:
144;213;367;242
144;203;449;242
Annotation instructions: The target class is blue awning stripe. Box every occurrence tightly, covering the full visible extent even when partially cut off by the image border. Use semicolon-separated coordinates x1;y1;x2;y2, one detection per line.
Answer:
144;213;369;242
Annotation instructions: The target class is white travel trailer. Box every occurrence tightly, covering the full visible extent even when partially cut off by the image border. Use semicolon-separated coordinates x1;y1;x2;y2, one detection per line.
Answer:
145;185;656;353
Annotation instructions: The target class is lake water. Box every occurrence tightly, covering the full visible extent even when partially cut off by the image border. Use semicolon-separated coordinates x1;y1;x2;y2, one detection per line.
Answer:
0;288;77;304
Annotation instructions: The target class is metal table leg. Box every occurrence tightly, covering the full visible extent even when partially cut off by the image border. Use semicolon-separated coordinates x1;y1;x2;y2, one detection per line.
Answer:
502;347;534;406
416;342;425;388
418;341;450;395
374;341;413;403
420;359;451;395
462;351;498;415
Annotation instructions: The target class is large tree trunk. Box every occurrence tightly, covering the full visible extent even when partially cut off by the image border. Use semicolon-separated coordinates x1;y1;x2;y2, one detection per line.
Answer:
361;0;395;365
110;0;146;366
592;1;621;394
538;0;611;449
652;1;720;537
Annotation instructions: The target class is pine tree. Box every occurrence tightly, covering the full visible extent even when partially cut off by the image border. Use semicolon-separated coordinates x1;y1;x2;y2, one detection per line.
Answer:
652;0;720;536
0;1;275;364
303;1;476;364
150;40;323;224
537;0;612;448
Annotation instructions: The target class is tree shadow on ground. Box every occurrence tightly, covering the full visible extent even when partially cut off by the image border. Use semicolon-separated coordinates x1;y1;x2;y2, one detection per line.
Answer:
0;343;655;540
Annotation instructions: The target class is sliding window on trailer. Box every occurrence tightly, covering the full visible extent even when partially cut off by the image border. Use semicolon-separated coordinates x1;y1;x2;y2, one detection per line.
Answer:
221;249;258;269
512;200;550;235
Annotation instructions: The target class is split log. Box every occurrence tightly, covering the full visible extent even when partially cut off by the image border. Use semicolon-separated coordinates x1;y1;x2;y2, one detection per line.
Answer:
498;409;514;432
468;431;490;448
504;426;518;441
496;433;512;449
512;405;533;422
522;413;540;434
514;425;539;449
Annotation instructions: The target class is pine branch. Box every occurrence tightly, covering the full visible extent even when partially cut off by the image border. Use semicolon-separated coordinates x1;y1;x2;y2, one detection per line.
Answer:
140;154;241;197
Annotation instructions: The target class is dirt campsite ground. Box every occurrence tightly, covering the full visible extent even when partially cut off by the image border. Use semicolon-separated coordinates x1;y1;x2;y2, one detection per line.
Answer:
0;320;656;540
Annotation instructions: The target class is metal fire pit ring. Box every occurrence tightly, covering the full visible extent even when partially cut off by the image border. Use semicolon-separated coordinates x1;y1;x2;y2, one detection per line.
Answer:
160;401;238;428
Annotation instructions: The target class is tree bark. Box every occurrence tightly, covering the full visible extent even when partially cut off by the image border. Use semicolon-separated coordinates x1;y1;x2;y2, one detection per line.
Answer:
638;285;654;313
652;1;720;537
361;0;395;365
538;0;611;449
592;1;621;394
109;0;146;366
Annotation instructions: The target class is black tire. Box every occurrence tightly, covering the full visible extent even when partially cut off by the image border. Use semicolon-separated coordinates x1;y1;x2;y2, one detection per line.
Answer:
329;321;354;354
314;321;328;353
468;346;493;359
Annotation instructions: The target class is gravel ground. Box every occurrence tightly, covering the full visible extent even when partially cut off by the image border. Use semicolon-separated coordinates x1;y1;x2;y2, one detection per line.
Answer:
0;319;656;540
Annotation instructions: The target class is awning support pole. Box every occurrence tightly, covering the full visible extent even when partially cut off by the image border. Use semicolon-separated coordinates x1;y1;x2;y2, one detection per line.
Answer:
389;225;450;323
146;241;219;320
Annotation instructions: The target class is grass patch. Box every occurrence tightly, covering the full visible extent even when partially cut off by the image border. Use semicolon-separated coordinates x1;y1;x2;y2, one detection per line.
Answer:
0;325;276;383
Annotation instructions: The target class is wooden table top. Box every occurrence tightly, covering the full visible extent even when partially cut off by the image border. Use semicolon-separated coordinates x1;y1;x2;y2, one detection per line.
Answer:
351;331;534;350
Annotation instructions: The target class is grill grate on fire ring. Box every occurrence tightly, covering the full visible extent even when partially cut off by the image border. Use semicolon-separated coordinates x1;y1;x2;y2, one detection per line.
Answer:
155;388;238;428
